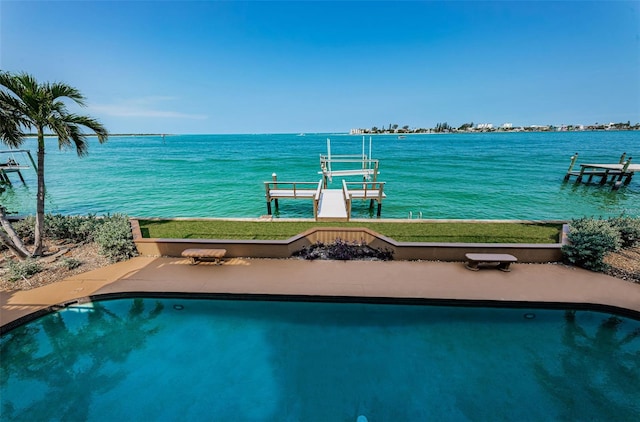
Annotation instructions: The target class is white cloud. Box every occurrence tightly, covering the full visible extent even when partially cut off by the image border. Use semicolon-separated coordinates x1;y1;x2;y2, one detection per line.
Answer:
89;97;207;120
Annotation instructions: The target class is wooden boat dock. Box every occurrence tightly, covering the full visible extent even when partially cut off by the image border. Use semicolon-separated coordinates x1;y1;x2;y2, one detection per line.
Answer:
0;149;36;186
264;178;386;221
264;138;387;221
564;152;637;190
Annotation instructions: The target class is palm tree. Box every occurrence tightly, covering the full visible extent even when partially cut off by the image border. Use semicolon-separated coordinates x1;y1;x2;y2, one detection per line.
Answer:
0;71;108;256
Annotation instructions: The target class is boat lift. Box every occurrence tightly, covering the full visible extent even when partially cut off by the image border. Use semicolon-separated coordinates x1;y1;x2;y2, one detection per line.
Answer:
0;150;37;186
264;137;386;220
319;137;379;186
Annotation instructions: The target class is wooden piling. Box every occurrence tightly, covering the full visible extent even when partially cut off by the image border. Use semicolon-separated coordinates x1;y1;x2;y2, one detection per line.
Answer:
271;173;279;211
619;152;627;164
564;153;579;181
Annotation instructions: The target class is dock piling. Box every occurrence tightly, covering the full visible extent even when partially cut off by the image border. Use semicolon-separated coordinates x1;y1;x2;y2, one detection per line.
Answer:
619;152;627;164
564;153;579;181
272;173;279;211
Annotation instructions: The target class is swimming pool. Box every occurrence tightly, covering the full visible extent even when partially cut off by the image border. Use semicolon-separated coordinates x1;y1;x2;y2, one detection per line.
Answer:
1;297;639;421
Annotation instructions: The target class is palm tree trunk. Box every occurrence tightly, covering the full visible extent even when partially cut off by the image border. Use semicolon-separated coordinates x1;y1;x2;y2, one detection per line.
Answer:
0;206;29;259
33;126;46;256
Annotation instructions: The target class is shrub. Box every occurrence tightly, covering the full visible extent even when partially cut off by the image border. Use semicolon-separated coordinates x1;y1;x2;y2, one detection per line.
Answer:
562;217;621;272
6;259;43;282
12;216;35;244
293;238;393;261
608;215;640;248
8;214;102;244
58;257;82;270
94;214;138;263
45;214;102;243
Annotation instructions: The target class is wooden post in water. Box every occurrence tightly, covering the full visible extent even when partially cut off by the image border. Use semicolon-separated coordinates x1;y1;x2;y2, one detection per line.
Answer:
619;152;627;164
613;157;633;190
265;181;272;215
623;157;634;185
599;169;610;184
272;173;279;212
576;166;586;183
564;153;578;182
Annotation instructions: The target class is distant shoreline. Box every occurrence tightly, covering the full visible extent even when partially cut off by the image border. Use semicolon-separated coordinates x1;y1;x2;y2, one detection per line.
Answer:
30;128;640;137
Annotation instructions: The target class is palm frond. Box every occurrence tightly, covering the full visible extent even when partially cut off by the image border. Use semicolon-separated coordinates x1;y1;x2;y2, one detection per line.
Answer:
0;81;31;147
0;110;25;148
65;114;109;143
1;70;108;153
49;82;86;106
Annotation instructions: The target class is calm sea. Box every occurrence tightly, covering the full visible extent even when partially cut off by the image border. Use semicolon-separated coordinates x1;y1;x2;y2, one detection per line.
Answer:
1;131;638;220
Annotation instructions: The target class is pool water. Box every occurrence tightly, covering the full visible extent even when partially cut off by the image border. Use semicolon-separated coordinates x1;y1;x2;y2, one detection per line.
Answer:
1;298;639;421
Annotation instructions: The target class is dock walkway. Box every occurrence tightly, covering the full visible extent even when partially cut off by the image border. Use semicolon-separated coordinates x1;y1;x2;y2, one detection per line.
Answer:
263;137;387;220
317;189;348;220
264;180;386;221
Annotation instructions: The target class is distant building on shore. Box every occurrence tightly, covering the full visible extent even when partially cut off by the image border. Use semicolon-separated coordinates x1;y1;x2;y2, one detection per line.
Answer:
350;120;638;135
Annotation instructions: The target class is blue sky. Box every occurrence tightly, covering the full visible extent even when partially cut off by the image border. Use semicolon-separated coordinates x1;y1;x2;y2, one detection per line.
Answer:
1;1;639;134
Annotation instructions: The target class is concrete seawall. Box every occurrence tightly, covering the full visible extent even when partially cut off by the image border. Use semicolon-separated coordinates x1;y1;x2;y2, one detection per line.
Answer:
131;220;567;263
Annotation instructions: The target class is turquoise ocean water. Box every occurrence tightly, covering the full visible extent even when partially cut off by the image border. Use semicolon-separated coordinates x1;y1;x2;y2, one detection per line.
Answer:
1;131;638;219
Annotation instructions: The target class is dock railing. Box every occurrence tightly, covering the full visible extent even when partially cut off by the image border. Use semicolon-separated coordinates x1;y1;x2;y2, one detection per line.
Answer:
264;179;323;216
264;180;321;199
342;180;386;218
343;181;386;202
313;180;323;219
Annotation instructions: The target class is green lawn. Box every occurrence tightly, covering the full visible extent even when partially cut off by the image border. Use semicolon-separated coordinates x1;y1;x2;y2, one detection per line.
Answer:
137;220;562;243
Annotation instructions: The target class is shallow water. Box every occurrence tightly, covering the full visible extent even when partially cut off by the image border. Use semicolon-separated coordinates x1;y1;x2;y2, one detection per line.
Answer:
1;298;639;421
1;131;638;219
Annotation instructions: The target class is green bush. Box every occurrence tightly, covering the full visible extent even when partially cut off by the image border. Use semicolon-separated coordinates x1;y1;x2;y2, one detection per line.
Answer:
9;214;102;244
94;214;138;263
57;257;82;270
44;214;101;243
6;259;43;282
608;215;640;248
562;218;622;272
12;216;35;244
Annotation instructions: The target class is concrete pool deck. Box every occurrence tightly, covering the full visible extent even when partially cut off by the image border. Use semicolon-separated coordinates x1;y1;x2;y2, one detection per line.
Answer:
2;257;640;330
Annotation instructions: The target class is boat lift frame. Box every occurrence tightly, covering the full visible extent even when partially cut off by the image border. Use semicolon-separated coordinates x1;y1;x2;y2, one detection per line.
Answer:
0;150;37;185
319;137;379;187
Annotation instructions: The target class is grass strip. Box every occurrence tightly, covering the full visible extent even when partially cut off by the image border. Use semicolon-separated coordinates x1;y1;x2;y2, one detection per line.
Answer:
138;220;561;244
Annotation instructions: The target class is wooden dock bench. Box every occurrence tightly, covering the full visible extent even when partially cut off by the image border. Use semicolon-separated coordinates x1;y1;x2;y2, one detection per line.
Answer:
181;248;227;265
465;253;517;272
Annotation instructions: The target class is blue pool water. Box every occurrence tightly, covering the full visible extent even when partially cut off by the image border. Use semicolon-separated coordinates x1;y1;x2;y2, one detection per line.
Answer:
1;298;639;421
1;131;638;220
